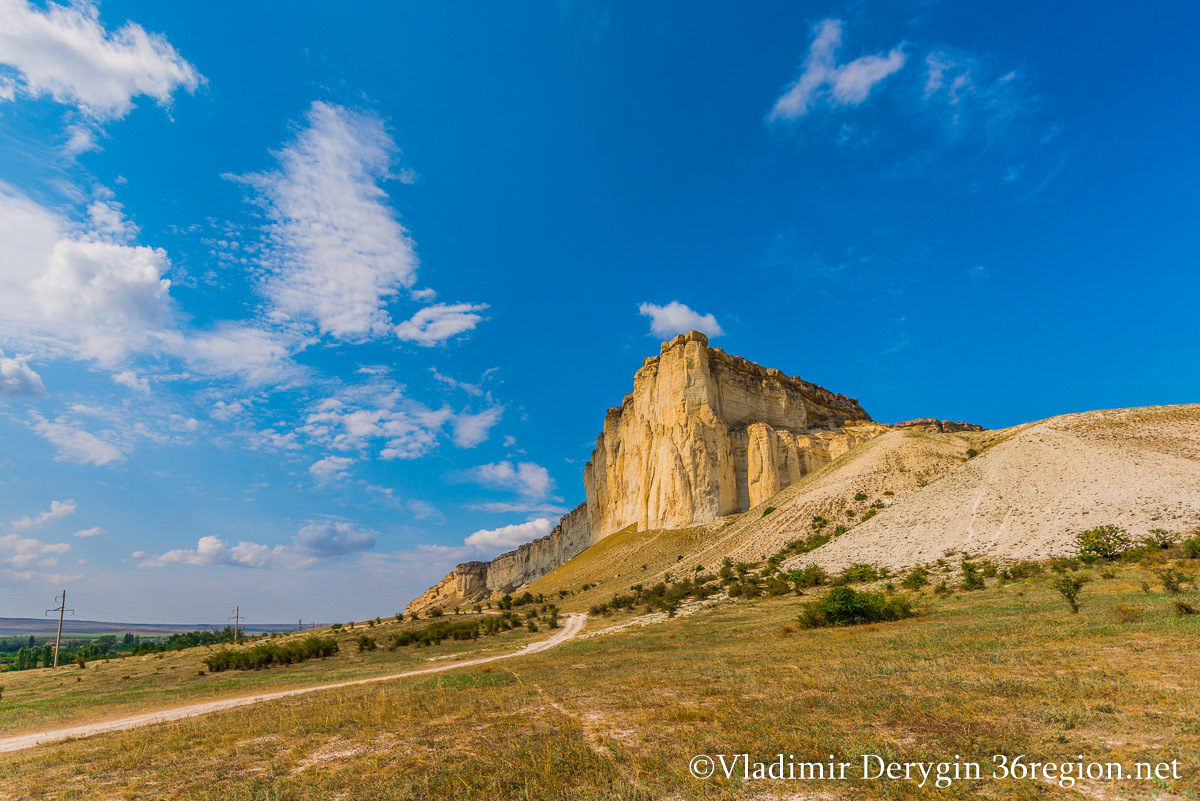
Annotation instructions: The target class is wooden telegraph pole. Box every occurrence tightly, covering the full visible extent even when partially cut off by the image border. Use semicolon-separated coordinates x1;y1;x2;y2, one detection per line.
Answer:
46;590;74;668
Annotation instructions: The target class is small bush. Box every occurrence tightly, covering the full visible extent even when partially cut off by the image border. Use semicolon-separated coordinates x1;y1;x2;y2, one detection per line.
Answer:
428;607;444;618
853;492;868;502
1077;525;1130;560
833;525;847;536
1145;529;1178;549
961;562;986;591
861;509;877;522
356;635;377;652
933;581;951;595
1004;562;1042;581
1182;535;1200;559
797;587;915;629
965;448;979;458
393;613;403;623
1052;575;1089;614
1050;557;1081;574
838;563;881;584
1173;601;1196;616
330;623;342;630
901;567;930;590
1155;568;1194;595
762;506;775;516
788;565;828;590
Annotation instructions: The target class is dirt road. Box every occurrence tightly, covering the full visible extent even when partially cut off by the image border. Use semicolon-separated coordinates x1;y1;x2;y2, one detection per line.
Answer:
0;613;586;754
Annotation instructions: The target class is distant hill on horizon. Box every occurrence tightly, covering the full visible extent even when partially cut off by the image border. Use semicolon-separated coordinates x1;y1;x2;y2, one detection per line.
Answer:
0;618;312;637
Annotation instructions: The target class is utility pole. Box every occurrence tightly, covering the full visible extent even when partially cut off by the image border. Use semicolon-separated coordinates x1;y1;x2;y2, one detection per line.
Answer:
228;606;240;643
46;590;74;668
298;618;302;632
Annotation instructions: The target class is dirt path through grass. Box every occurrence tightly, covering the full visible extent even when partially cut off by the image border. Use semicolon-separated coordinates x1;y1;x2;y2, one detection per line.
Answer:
0;613;586;754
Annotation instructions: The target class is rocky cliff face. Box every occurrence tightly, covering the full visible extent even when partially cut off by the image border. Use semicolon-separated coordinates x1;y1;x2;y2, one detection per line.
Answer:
407;331;884;613
894;418;987;433
583;330;878;537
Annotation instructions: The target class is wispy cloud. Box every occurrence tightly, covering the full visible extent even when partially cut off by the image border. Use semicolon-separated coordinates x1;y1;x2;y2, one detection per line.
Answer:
234;102;422;341
768;19;905;122
451;406;503;448
10;499;76;531
0;349;46;398
28;413;124;465
638;301;724;339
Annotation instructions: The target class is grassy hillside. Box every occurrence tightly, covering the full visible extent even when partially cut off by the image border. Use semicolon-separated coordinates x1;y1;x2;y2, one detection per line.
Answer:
1;555;1196;799
512;405;1200;607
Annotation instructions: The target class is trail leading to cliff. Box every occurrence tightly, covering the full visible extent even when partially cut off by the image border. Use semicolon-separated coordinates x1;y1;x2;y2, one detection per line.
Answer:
0;613;587;755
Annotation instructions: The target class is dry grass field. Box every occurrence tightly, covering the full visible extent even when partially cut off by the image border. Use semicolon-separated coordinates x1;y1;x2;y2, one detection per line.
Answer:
1;553;1197;800
0;615;550;739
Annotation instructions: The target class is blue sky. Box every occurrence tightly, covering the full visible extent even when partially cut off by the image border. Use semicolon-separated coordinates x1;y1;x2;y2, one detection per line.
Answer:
1;1;1196;624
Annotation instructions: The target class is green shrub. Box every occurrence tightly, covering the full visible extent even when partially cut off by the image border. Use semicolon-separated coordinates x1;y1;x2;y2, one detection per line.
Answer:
788;565;828;590
796;587;915;628
1004;562;1042;580
428;607;444;618
1182;534;1200;559
861;509;877;522
965;448;979;458
833;525;847;536
1052;575;1089;614
837;564;880;584
1155;568;1194;595
1077;525;1130;559
391;620;481;647
901;567;930;590
356;635;377;652
203;637;338;672
1145;529;1178;549
961;562;986;591
853;492;868;502
762;506;775;516
330;623;342;630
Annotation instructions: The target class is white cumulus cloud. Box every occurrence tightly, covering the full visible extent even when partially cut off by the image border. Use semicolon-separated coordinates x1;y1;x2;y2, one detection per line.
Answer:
1;532;71;572
463;460;556;500
73;526;105;538
463;517;556;554
395;303;489;347
638;301;725;339
309;455;354;483
135;521;375;569
0;0;202;120
768;19;905;122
